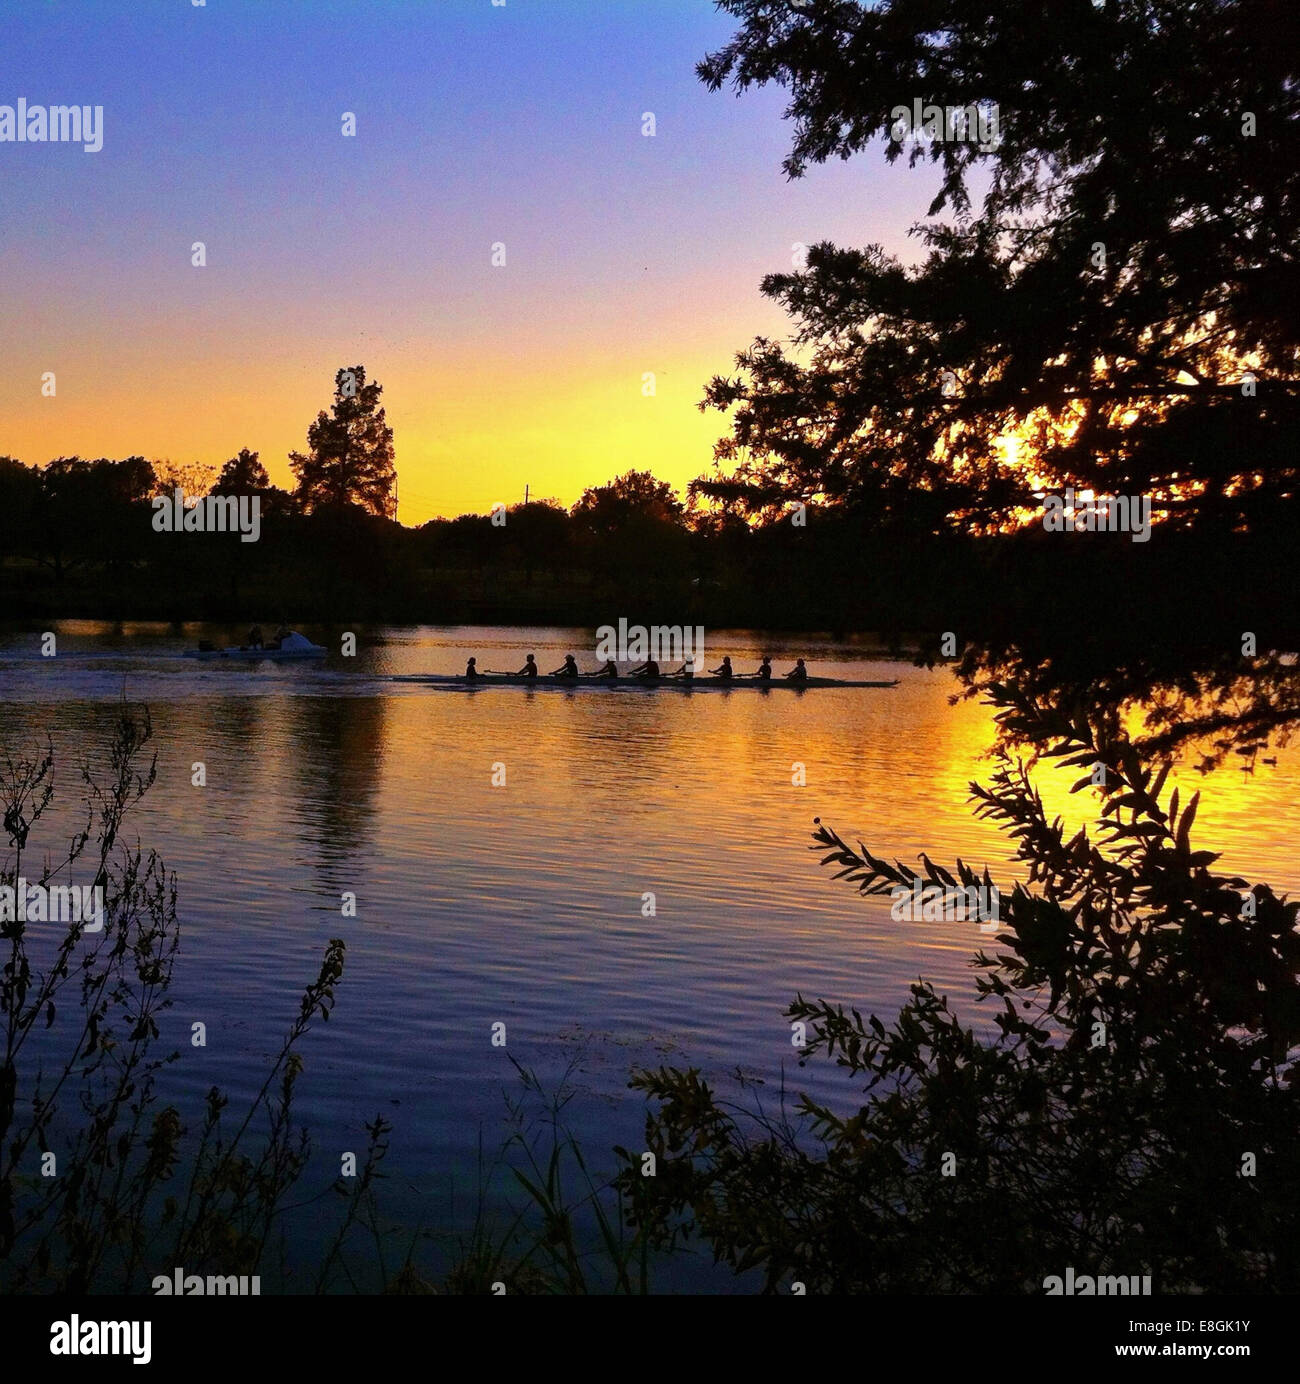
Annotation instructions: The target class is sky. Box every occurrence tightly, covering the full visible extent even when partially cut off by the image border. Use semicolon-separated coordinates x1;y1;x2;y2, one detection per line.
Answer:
1;0;929;525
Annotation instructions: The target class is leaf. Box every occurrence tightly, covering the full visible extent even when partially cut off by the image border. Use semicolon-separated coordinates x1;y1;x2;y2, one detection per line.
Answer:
1149;760;1172;806
1177;791;1200;851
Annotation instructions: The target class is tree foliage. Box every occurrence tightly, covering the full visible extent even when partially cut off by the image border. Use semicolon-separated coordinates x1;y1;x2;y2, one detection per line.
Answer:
571;470;686;534
694;0;1300;532
290;366;397;519
212;448;271;496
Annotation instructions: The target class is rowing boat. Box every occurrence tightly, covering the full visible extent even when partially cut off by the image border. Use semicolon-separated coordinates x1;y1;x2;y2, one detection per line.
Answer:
389;673;898;690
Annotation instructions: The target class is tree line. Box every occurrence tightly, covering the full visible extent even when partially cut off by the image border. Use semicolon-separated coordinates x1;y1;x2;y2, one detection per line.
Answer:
2;401;1295;643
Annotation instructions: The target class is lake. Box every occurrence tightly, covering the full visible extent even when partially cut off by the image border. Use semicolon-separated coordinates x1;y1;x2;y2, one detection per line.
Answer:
2;622;1297;1290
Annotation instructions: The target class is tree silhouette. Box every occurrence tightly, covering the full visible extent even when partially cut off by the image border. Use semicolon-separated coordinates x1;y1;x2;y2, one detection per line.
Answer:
290;366;397;518
505;499;570;586
35;457;157;579
693;0;1300;533
571;470;688;587
212;448;271;495
571;470;684;534
0;459;40;570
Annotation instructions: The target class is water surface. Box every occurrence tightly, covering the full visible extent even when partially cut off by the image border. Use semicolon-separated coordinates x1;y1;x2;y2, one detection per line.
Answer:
2;623;1296;1289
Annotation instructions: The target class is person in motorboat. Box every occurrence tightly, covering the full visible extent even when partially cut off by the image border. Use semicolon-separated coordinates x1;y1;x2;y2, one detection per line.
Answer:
515;654;539;680
628;658;660;680
551;654;580;678
785;658;808;683
709;656;734;681
464;657;479;680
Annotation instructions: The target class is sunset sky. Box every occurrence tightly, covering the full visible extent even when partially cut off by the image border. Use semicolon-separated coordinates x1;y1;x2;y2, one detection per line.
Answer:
3;0;927;524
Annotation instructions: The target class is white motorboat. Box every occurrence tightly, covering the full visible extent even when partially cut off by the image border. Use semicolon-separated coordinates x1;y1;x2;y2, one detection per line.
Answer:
183;631;327;661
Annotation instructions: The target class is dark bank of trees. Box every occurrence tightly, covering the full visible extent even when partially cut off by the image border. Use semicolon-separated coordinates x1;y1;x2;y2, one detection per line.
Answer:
0;439;996;630
2;450;1297;640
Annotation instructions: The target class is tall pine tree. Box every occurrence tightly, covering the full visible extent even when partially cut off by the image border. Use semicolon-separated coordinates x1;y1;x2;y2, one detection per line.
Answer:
290;365;397;518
